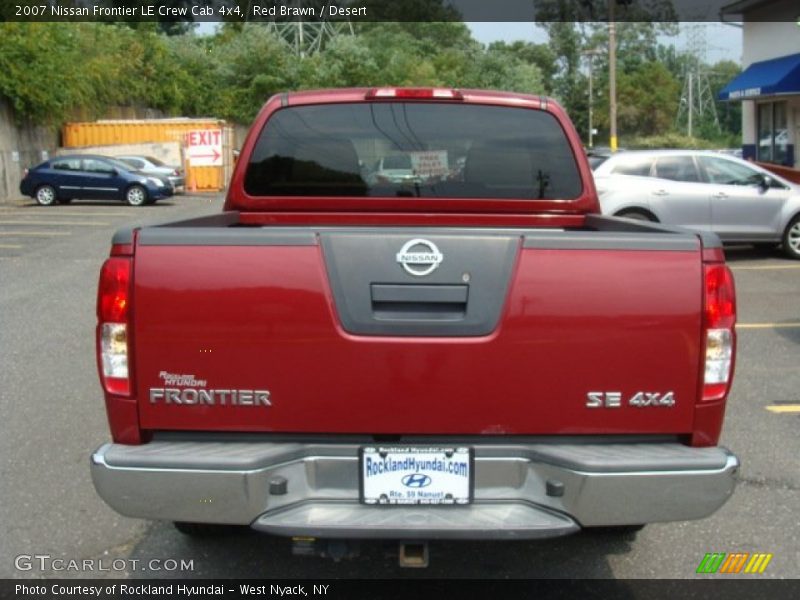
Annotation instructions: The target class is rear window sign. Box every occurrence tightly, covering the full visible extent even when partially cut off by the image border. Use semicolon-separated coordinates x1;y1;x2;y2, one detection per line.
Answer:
411;151;449;178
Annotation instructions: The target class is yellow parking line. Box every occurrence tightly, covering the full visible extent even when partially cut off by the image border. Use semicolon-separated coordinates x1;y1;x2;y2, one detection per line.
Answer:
0;243;22;249
0;220;108;226
731;265;800;271
736;323;800;329
0;231;72;236
765;405;800;413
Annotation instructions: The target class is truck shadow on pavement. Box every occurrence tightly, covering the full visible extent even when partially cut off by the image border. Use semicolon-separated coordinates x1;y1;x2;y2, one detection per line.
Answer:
774;321;800;345
127;522;638;579
722;245;789;262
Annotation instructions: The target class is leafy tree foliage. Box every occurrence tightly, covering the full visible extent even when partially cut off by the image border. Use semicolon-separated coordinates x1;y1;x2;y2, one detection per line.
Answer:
306;35;381;88
614;61;681;136
209;25;298;123
487;41;558;94
0;24;88;123
0;19;742;147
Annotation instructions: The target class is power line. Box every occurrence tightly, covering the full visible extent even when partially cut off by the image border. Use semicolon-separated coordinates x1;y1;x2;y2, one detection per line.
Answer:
675;23;720;136
246;1;353;57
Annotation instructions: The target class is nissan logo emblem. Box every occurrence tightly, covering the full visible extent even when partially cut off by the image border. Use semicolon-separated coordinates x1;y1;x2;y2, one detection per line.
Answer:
396;239;443;276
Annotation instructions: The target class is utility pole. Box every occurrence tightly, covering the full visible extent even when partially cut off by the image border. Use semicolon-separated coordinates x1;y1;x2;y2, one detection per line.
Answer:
297;20;304;57
588;59;594;148
608;0;618;152
582;48;602;148
688;72;693;137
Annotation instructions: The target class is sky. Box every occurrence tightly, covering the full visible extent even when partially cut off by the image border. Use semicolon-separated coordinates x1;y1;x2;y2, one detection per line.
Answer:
196;20;744;66
467;22;743;66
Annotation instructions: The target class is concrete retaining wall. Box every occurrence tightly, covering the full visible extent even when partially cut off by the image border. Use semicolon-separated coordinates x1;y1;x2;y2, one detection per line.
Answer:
0;100;59;204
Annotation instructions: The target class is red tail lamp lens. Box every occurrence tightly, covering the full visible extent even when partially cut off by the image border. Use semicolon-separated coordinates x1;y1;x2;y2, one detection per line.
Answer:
98;258;131;322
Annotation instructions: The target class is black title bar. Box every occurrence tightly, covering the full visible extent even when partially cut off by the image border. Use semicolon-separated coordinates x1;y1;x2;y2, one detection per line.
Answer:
1;0;796;23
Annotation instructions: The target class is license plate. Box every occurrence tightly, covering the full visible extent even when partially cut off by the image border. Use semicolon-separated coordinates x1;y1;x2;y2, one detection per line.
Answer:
360;446;472;505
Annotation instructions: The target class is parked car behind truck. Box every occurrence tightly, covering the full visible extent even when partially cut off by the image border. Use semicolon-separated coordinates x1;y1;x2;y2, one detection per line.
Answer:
91;88;739;562
116;155;185;192
20;154;173;206
593;149;800;259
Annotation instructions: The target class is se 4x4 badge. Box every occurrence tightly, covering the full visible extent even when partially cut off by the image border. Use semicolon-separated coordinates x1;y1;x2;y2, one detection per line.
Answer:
586;391;675;408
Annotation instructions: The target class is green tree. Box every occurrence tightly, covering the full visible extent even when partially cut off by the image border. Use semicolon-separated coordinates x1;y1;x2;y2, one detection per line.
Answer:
210;25;296;124
537;23;589;136
0;23;83;124
306;35;381;88
461;47;545;95
615;61;682;137
543;21;583;102
487;41;557;94
357;23;441;86
161;34;220;117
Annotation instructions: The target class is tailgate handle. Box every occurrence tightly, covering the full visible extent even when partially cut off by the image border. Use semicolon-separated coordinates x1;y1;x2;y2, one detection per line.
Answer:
370;284;468;320
371;284;468;304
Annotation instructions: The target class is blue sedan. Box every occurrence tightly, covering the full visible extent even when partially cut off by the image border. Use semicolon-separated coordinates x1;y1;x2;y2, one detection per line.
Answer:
20;154;174;206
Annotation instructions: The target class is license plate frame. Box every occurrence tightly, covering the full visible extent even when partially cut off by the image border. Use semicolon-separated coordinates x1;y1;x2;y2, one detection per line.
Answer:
359;446;473;506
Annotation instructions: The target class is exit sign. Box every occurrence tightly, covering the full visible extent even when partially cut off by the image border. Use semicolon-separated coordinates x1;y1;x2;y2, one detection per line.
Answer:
186;129;222;166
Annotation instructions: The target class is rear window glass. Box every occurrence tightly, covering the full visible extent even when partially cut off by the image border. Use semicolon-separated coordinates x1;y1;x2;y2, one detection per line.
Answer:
119;158;143;169
611;157;653;177
588;155;609;169
244;102;581;200
654;156;700;182
51;158;82;171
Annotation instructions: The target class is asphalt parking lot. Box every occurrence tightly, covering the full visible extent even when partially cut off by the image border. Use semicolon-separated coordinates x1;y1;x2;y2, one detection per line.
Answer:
1;196;798;580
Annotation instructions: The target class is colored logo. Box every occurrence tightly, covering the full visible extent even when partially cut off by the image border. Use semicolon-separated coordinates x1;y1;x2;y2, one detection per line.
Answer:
401;474;432;488
696;552;773;574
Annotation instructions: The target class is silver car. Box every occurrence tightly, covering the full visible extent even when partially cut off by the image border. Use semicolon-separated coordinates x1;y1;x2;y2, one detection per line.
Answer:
117;155;185;192
593;150;800;259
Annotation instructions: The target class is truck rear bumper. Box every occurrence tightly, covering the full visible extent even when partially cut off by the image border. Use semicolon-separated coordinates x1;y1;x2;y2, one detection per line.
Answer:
91;441;739;540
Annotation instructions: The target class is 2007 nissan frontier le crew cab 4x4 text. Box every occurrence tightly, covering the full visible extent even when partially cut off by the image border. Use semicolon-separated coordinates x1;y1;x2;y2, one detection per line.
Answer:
91;88;739;559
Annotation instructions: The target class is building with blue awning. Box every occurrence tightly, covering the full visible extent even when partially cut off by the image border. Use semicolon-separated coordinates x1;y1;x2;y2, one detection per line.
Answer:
719;53;800;101
720;0;800;169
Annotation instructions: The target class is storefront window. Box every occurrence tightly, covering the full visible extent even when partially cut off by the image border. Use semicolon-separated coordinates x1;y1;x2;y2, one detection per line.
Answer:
757;103;772;162
774;102;788;165
757;101;789;164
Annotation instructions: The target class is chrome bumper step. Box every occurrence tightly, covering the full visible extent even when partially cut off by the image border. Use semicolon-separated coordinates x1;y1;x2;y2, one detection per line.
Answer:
91;441;739;538
252;501;579;540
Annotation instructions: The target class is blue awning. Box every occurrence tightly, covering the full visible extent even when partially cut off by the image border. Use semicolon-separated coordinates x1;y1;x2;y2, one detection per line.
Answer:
719;53;800;101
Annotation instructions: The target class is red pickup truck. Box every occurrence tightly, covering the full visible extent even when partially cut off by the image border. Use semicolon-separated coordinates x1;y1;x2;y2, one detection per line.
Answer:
91;88;739;555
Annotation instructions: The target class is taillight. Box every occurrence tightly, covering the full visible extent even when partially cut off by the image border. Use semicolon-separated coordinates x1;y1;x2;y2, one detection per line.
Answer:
97;257;132;396
702;264;736;401
366;88;463;100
